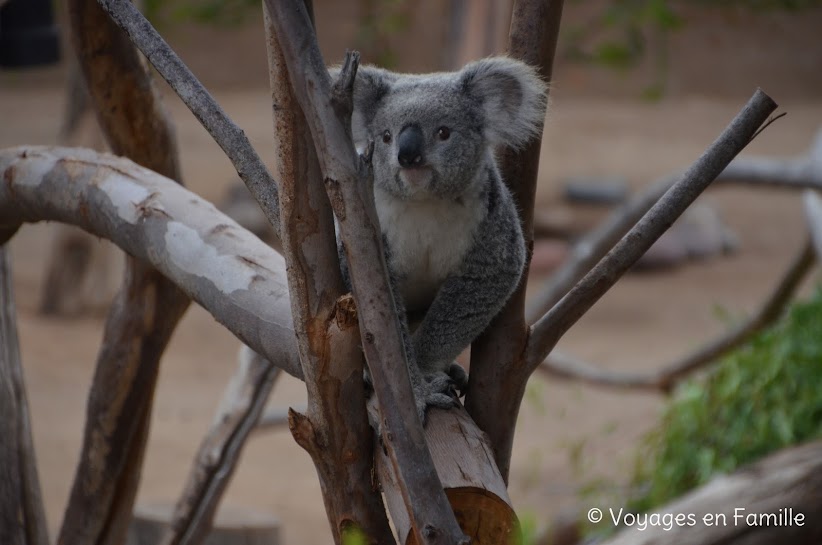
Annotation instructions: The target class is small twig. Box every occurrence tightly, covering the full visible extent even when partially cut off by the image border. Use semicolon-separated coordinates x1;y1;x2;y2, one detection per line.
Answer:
537;238;815;391
161;348;279;545
0;247;50;545
526;90;779;371
748;111;787;144
96;0;282;242
254;406;300;432
804;191;822;260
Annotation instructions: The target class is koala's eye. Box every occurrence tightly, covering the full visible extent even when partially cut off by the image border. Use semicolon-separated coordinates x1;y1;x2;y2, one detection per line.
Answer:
436;126;451;141
382;130;392;144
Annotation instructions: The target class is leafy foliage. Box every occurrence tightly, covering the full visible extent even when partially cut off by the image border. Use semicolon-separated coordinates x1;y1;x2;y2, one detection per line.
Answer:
627;287;822;514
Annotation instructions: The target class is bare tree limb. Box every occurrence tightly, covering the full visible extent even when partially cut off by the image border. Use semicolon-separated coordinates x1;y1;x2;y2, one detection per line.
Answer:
599;440;822;545
804;191;822;260
526;129;821;324
0;146;301;379
525;90;779;371
262;2;467;542
525;175;675;323
537;237;815;391
60;2;192;542
160;348;279;545
465;0;565;483
263;4;394;542
95;0;282;242
0;247;50;545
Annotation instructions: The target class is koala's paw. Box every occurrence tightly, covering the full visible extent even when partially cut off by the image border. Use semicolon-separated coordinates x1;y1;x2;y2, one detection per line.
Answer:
413;371;460;424
446;362;469;397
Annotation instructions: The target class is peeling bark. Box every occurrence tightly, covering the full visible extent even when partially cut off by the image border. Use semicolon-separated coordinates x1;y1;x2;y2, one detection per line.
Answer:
264;4;394;542
0;146;301;380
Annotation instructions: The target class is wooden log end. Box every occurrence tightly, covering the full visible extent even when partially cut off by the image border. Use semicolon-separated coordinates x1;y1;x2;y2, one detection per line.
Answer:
409;487;520;545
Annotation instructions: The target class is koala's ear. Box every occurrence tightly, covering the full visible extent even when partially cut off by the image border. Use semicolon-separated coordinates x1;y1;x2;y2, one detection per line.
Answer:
459;57;548;148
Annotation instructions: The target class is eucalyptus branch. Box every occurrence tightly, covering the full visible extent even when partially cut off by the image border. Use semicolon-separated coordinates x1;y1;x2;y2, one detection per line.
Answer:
96;0;282;241
262;1;466;542
526;90;779;371
538;238;815;391
0;146;301;379
161;349;279;545
526;126;818;324
263;3;394;541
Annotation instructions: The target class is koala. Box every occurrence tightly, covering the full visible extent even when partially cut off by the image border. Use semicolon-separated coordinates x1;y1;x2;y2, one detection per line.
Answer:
340;57;547;420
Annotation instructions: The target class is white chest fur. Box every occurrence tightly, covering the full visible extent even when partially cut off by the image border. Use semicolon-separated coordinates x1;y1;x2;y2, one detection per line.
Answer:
375;186;485;312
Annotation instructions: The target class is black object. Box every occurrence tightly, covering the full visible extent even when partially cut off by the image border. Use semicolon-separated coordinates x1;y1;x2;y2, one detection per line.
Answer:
0;0;61;68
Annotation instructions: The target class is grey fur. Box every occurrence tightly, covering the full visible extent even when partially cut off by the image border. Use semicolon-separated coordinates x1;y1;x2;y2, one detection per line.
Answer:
339;57;547;419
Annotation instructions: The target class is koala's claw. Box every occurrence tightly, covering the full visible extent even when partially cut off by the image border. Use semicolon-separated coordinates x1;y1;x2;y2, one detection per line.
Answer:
446;362;468;397
411;371;460;423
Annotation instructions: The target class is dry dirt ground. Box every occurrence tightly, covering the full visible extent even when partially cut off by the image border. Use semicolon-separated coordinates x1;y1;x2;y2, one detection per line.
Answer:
2;76;821;542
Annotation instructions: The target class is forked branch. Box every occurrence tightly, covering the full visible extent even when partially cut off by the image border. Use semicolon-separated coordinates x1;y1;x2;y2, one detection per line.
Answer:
526;128;822;323
263;3;394;541
263;1;467;542
526;90;779;370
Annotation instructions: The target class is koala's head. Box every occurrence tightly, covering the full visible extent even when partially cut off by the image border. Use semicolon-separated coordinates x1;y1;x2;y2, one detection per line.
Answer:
348;57;547;200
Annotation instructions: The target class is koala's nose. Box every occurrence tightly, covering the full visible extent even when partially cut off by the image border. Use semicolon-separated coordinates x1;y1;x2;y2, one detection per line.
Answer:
397;125;424;168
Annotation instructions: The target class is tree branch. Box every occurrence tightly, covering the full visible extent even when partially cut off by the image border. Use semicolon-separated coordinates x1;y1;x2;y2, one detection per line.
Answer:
60;2;192;542
161;348;280;545
0;247;50;545
262;2;466;542
95;0;282;242
465;0;565;482
526;90;779;370
537;237;815;391
263;4;394;542
526;130;820;324
0;146;301;379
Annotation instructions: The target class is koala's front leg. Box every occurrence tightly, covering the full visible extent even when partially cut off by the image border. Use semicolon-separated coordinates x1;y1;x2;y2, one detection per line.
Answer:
413;212;526;395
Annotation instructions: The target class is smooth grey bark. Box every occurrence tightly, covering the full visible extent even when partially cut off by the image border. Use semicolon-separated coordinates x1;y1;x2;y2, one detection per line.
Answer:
0;146;301;380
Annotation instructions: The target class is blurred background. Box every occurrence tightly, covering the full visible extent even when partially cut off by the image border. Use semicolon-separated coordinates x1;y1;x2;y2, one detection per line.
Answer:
1;0;821;543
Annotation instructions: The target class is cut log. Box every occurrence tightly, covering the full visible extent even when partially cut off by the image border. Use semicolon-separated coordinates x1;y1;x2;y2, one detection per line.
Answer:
599;440;822;545
376;406;519;545
127;503;281;545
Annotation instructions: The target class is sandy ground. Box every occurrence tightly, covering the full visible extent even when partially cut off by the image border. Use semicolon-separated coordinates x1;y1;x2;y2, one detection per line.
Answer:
2;78;821;543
